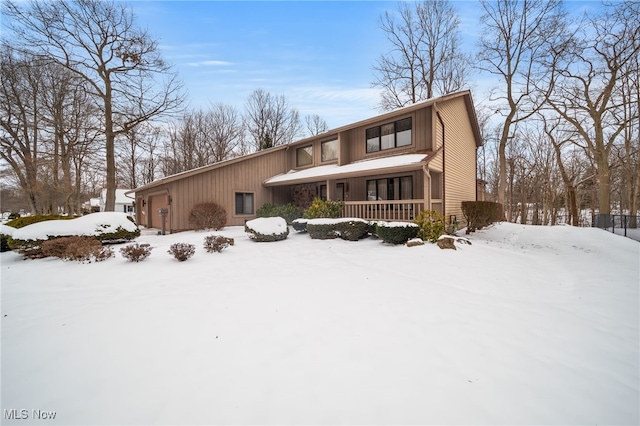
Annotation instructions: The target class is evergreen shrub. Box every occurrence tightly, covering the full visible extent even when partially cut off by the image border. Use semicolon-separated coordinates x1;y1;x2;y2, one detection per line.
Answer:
291;218;308;232
256;203;301;224
306;218;369;241
188;202;227;230
6;214;73;229
414;210;446;243
461;201;503;233
0;234;10;252
245;217;289;242
303;198;344;219
120;243;153;262
204;235;234;253
376;222;420;244
168;242;196;261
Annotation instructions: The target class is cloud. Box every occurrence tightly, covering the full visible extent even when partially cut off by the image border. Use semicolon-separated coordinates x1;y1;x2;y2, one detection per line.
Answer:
185;60;233;67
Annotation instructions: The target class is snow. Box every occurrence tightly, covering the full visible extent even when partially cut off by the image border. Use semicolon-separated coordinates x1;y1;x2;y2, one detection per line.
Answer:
244;216;288;235
307;217;368;225
10;212;138;240
0;224;16;236
1;222;638;424
264;154;428;184
377;220;419;228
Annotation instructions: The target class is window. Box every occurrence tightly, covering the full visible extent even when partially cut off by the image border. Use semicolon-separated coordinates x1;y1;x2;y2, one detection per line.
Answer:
296;145;313;167
365;117;412;153
366;176;413;201
235;192;254;215
321;139;338;162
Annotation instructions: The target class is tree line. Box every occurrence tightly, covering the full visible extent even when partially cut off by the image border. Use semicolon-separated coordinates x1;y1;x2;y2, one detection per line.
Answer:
374;0;639;224
1;0;638;225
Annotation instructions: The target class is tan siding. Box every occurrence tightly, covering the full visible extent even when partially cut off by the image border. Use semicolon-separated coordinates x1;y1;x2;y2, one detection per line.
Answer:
439;97;477;225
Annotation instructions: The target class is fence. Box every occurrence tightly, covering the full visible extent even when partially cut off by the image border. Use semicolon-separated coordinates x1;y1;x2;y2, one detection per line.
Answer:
593;214;640;238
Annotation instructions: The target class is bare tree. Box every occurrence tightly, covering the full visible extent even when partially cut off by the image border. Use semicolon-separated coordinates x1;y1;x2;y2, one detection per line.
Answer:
244;89;302;151
545;1;640;217
117;122;162;189
304;114;329;137
477;0;566;220
208;103;244;162
372;0;469;111
4;0;185;211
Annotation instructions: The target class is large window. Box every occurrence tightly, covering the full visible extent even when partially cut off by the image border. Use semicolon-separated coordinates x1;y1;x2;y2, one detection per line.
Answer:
235;192;254;215
366;176;413;201
366;117;412;153
321;139;338;162
296;145;313;167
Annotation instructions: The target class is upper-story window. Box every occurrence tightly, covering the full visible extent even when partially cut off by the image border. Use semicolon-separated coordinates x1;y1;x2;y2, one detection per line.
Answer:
366;117;412;153
296;145;313;167
321;139;338;162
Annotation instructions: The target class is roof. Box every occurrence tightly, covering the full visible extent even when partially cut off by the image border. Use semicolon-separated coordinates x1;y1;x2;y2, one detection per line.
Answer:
129;90;481;194
264;154;429;186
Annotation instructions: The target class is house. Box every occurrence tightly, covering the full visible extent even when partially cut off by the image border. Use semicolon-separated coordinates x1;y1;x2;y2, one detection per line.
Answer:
129;90;482;232
99;189;135;214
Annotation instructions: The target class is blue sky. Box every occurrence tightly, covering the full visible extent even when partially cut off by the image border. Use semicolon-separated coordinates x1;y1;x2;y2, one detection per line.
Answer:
131;0;602;130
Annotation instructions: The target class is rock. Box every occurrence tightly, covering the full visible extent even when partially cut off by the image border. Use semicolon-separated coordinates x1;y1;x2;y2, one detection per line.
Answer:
437;236;457;250
406;238;425;247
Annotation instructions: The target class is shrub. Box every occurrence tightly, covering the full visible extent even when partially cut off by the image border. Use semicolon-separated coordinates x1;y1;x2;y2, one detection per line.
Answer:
292;218;308;232
256;203;301;224
6;214;73;229
376;222;420;244
461;201;504;233
303;198;344;219
414;210;446;243
245;217;289;242
120;243;153;262
188;202;227;231
204;235;234;253
97;225;140;243
0;234;10;252
168;242;195;261
41;236;113;262
306;218;369;241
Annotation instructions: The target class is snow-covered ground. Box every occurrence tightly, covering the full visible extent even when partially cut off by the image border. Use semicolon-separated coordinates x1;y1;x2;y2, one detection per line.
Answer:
1;222;638;425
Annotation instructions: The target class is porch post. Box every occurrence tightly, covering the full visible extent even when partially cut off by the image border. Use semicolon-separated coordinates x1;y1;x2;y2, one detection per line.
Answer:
423;165;432;211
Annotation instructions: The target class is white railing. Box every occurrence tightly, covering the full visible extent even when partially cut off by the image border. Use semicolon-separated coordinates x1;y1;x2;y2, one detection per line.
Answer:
342;200;425;221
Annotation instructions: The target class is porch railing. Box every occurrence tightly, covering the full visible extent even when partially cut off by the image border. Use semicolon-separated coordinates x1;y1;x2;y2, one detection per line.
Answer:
342;200;425;221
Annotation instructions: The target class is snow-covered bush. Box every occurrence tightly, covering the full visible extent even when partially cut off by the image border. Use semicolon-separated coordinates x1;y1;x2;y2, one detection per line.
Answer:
292;218;307;233
375;221;420;244
0;224;15;252
9;213;139;257
204;235;234;253
188;202;227;230
168;243;196;261
120;243;153;262
306;218;369;241
41;236;114;262
6;214;73;229
245;217;289;242
414;210;446;243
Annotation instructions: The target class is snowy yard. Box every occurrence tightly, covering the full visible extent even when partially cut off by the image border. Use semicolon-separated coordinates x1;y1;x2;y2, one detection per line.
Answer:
1;222;639;425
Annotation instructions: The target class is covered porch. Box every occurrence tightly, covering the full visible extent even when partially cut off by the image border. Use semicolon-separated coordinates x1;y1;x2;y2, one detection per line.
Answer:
263;154;443;222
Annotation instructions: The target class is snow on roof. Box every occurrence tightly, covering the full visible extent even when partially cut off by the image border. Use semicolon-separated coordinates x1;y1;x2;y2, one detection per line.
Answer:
264;154;429;185
100;189;134;205
11;212;138;240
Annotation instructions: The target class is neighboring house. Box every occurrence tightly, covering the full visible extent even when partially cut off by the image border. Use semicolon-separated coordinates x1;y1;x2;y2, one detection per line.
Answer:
99;189;135;214
130;90;483;232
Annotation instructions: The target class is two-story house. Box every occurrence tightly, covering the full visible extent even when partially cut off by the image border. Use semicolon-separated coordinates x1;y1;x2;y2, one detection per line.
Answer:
129;90;482;232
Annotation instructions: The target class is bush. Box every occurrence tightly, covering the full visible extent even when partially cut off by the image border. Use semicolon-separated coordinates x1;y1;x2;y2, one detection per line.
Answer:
6;214;73;229
97;225;140;243
306;218;370;241
188;202;227;231
245;217;289;242
461;201;504;233
376;222;420;244
303;198;344;219
41;236;113;262
256;203;301;224
414;210;446;243
0;234;10;252
168;243;196;261
204;235;234;253
120;243;153;262
292;218;308;232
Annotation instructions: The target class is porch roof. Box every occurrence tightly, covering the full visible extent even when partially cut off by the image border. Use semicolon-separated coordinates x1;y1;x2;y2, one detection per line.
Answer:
263;153;429;186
